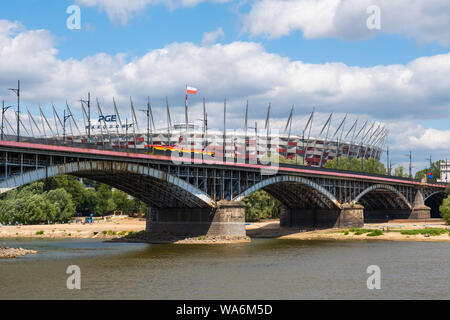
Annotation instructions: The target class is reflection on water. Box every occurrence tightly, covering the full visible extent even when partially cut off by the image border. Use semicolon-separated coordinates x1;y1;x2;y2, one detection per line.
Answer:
1;238;449;300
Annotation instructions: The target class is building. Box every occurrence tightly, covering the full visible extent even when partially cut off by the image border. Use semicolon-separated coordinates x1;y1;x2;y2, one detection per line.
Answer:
438;161;450;183
11;106;387;168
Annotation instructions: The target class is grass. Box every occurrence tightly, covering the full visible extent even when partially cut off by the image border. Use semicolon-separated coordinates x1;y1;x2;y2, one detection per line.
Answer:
35;230;44;235
398;228;447;236
338;227;384;237
367;230;383;237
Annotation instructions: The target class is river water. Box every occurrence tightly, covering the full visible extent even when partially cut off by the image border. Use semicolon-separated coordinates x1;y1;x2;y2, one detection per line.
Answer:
0;238;449;300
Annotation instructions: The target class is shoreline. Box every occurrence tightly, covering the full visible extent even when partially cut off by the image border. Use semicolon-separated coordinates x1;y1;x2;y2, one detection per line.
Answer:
1;218;449;244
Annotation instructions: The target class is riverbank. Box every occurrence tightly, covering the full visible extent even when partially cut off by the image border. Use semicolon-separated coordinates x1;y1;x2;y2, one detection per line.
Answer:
1;218;449;243
247;219;450;242
0;219;146;239
0;247;37;259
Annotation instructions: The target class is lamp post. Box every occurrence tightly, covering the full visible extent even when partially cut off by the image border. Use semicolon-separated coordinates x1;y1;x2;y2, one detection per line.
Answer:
63;109;72;143
80;93;91;143
7;80;20;142
139;97;153;152
404;151;412;179
1;101;14;141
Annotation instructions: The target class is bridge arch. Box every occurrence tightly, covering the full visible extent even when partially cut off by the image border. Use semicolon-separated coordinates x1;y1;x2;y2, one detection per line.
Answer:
353;184;412;210
233;175;342;209
424;191;447;218
0;161;215;208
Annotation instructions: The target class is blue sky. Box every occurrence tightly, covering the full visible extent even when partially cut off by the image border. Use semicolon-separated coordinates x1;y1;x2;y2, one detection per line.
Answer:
3;0;448;65
1;0;450;171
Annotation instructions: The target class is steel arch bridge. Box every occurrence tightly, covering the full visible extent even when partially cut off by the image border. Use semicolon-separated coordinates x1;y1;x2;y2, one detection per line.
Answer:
0;141;447;237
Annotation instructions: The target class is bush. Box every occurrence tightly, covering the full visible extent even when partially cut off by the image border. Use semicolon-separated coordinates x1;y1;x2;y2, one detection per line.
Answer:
35;230;44;235
367;230;383;237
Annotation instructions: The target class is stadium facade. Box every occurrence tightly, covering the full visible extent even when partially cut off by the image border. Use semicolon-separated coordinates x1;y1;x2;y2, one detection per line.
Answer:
63;119;386;168
6;101;387;167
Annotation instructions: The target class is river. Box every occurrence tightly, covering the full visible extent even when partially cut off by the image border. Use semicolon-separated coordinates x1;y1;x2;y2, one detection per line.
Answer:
0;238;449;300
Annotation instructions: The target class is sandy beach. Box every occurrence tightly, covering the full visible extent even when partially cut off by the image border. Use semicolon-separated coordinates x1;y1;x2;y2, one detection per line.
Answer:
1;218;449;242
0;218;147;240
247;219;450;242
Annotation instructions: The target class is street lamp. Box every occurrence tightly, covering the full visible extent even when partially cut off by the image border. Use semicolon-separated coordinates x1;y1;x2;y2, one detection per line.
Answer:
80;93;91;143
63;109;73;143
7;80;20;142
139;97;154;152
404;151;412;179
1;101;14;141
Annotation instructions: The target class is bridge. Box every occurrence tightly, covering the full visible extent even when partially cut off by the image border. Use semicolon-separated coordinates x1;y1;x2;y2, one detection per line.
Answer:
0;139;447;239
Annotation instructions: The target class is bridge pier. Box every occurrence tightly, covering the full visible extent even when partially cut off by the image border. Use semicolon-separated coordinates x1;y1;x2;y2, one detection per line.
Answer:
280;204;364;230
146;201;247;240
409;190;431;219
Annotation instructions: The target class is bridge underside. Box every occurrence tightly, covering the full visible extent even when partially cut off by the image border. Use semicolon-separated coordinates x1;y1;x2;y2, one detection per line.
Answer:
263;182;363;229
358;189;412;221
425;193;448;218
74;171;210;209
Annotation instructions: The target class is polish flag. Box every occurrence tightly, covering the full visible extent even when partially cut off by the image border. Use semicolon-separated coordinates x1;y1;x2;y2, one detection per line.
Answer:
186;86;198;95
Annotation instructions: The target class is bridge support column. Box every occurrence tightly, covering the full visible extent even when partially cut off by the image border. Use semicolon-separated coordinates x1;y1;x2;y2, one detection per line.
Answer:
145;201;247;240
409;190;431;220
338;204;364;228
280;204;364;230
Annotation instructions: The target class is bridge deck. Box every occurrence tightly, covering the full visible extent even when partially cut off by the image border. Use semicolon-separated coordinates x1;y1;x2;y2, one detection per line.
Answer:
0;140;446;189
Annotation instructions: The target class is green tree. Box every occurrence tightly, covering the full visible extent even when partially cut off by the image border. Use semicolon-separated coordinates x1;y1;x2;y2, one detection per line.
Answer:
95;184;115;216
45;189;76;222
415;161;441;182
440;196;450;225
112;190;135;214
393;165;409;178
325;157;386;175
243;190;281;222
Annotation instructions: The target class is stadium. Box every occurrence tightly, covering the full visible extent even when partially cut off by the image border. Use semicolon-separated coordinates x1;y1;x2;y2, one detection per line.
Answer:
3;102;387;168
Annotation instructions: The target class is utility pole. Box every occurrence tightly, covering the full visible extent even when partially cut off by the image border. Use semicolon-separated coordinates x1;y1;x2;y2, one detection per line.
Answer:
63;109;72;143
8;80;20;142
425;154;432;181
386;146;390;175
223;98;226;163
405;151;412;179
80;93;91;143
140;97;152;152
1;101;14;141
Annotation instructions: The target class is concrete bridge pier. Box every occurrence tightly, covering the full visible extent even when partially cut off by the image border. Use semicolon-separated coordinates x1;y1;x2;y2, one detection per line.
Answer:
280;204;364;230
409;190;431;219
145;201;247;240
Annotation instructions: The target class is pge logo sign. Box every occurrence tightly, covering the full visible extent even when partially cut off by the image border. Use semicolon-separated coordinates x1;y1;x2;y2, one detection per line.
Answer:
99;115;117;123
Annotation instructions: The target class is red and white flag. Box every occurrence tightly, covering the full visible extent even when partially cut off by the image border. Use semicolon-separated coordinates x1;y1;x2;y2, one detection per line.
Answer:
186;86;198;95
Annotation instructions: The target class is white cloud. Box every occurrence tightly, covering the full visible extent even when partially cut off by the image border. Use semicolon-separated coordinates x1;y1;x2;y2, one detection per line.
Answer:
408;128;450;150
244;0;450;45
202;27;225;46
76;0;231;24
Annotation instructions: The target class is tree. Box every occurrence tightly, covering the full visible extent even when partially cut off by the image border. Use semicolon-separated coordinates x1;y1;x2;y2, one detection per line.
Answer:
415;161;441;182
393;165;409;178
112;190;134;214
325;157;386;175
45;189;76;222
243;190;281;222
440;196;450;225
95;184;115;216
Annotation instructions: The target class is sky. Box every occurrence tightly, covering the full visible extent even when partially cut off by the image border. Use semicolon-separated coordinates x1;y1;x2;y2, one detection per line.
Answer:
1;0;450;173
